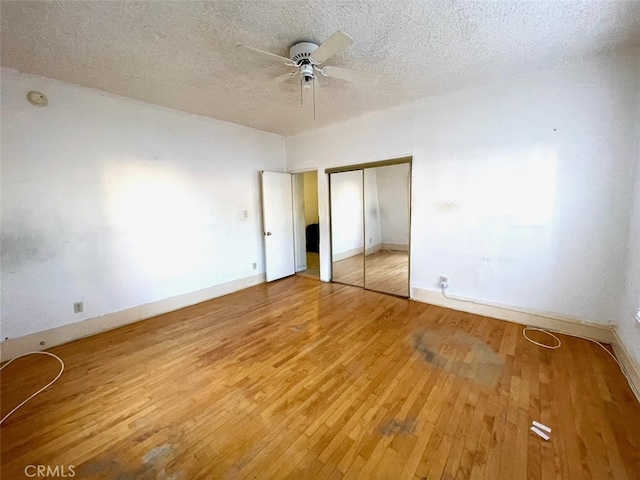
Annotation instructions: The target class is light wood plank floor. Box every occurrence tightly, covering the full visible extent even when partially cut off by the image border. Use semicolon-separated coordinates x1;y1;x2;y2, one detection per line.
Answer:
333;250;409;296
2;277;639;479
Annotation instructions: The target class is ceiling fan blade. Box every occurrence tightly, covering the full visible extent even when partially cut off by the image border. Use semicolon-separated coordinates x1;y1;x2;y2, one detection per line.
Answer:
310;31;353;64
254;71;297;91
272;72;297;84
236;45;291;65
324;66;379;85
312;66;325;88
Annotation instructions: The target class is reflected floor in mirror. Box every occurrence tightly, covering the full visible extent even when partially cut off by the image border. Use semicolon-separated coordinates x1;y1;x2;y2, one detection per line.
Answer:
365;250;409;296
333;250;408;296
332;253;365;287
297;253;320;279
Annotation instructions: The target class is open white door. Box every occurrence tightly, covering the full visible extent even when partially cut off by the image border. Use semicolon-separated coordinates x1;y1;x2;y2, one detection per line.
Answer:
261;171;295;282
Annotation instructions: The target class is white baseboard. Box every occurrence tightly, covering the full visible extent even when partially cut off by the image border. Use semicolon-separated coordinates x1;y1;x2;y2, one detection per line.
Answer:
381;243;409;252
612;328;640;402
333;247;364;262
0;273;265;361
411;287;640;402
365;244;381;256
411;287;615;343
334;244;409;261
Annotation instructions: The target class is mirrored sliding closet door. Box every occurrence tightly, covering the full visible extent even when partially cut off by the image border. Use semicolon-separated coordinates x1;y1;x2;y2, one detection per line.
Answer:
363;163;410;297
328;159;411;297
329;170;364;287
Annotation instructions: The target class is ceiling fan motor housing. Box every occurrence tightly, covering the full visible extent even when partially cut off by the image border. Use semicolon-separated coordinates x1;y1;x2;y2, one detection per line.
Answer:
289;42;319;65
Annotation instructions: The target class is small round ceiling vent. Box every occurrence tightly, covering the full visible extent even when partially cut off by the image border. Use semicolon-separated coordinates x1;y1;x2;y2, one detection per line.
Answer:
27;91;48;107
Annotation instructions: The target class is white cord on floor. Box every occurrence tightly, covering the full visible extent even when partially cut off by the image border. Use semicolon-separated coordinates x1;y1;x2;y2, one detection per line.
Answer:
442;288;632;388
0;351;64;425
522;326;624;370
522;327;561;349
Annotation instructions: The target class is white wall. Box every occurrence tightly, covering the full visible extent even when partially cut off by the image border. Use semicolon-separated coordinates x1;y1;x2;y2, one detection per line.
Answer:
330;170;364;258
615;89;640;364
1;68;286;340
617;174;640;364
363;168;381;253
287;52;640;330
303;171;319;226
329;165;409;257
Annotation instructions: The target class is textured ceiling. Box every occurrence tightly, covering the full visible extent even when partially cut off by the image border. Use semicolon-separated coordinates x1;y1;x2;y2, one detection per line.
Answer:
2;1;640;136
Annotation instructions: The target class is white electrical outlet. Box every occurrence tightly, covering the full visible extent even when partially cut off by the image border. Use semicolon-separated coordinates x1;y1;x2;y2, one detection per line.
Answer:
73;302;84;313
439;276;448;289
252;262;257;270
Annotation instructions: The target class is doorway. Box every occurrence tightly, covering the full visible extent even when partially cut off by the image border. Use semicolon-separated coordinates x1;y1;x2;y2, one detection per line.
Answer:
327;158;411;297
292;171;320;279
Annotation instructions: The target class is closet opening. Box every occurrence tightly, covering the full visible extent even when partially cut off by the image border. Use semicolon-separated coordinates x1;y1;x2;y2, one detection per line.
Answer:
327;157;411;297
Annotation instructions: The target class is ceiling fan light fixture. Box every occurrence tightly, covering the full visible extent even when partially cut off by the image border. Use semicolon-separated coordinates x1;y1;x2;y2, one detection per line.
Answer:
300;63;315;89
237;31;378;119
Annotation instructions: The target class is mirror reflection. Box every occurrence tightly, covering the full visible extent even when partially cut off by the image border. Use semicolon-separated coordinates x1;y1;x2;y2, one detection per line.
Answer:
364;164;410;296
330;170;364;287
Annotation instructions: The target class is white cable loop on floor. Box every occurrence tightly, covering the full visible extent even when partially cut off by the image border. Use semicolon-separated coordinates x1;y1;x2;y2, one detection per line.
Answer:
522;327;561;349
441;287;632;391
0;351;65;425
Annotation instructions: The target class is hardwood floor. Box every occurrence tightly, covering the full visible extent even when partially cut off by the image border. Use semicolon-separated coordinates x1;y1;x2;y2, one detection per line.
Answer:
333;250;409;296
2;276;639;479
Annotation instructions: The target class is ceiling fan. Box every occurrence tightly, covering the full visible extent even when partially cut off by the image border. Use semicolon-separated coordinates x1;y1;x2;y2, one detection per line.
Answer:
237;31;379;118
